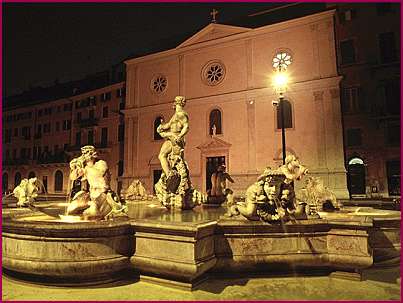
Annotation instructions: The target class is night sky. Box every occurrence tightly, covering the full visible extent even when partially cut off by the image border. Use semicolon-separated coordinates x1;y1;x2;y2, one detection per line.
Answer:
3;2;291;97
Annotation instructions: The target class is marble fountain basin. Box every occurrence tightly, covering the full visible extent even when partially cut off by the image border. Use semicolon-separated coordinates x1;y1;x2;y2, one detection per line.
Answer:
2;201;400;288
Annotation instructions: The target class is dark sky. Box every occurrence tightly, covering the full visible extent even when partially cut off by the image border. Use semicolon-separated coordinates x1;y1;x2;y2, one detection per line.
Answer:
3;2;290;97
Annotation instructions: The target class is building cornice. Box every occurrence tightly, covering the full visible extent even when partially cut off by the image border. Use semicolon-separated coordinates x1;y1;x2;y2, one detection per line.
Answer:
124;10;335;66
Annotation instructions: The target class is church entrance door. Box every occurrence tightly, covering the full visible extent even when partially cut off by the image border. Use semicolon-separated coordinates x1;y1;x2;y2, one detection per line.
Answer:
206;156;225;193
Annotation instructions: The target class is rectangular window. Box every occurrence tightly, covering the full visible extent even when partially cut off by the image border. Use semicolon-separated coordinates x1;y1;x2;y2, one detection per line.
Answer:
4;129;12;143
89;109;95;119
77;112;82;122
14;128;18;137
342;86;364;113
38;109;43;117
386;122;400;146
386;160;400;196
379;32;397;64
88;130;94;145
118;124;125;142
101;92;111;102
339;9;357;23
89;96;97;106
103;106;108;118
56;122;60;132
76;132;81;146
12;149;17;160
116;87;125;98
20;148;26;159
43;123;49;133
33;147;37;160
63;120;71;130
22;127;31;140
340;39;356;65
63;103;72;111
346;128;362;147
37;124;42;135
101;127;108;147
6;150;10;160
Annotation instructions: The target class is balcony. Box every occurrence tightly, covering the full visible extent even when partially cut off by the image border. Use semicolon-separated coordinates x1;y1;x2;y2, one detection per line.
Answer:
3;158;30;166
37;151;70;164
76;118;98;128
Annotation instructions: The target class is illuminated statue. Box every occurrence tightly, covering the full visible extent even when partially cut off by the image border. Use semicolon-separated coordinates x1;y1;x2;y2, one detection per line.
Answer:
228;155;309;222
13;178;39;207
207;164;234;205
67;145;126;220
123;179;148;201
155;96;206;209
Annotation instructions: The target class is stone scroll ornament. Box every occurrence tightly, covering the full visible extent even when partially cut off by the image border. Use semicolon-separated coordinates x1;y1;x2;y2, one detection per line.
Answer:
227;155;312;222
155;96;206;209
66;145;127;220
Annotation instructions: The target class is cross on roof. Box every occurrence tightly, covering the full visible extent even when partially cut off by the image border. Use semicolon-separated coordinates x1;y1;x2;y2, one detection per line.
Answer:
210;9;219;23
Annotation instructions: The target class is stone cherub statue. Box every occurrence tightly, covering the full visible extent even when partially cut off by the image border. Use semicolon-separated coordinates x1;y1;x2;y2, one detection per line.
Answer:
122;179;148;201
13;177;39;207
67;145;126;220
154;96;206;209
227;155;308;222
207;164;234;205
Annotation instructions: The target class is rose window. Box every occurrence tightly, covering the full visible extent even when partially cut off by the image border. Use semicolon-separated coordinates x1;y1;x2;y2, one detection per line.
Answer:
202;61;226;86
272;52;292;71
151;75;167;94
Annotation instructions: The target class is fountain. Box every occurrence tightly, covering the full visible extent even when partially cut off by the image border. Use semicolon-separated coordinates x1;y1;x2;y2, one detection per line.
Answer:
2;96;400;289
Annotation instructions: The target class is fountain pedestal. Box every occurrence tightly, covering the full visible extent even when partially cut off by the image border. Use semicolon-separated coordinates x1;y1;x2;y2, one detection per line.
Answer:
2;212;133;285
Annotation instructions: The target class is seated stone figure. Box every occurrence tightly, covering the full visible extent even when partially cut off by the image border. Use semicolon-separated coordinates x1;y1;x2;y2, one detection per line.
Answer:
227;155;308;222
207;165;234;205
13;177;39;207
67;145;126;220
123;179;147;200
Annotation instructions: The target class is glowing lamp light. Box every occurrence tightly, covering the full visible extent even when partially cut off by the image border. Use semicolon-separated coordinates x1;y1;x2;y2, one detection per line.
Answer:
272;71;289;93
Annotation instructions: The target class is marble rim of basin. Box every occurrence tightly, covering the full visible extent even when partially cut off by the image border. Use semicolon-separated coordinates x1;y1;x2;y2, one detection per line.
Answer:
2;213;134;284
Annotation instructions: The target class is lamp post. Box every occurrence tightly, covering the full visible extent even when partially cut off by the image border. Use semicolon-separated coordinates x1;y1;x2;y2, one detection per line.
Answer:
272;70;289;165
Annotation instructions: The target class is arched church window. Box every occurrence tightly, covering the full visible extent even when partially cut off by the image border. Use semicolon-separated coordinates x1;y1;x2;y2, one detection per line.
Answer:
202;60;226;86
54;170;63;192
209;109;222;135
276;100;293;129
154;116;164;140
151;75;167;94
14;172;21;187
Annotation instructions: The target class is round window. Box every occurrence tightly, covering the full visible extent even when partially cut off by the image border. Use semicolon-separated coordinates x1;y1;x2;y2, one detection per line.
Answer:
202;60;226;86
151;74;168;94
272;51;293;71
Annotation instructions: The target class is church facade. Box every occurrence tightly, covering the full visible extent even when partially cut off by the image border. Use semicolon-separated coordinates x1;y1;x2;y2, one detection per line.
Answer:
122;10;349;198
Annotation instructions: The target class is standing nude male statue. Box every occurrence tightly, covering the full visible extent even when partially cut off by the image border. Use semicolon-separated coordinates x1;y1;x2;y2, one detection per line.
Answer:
157;95;189;178
154;96;206;209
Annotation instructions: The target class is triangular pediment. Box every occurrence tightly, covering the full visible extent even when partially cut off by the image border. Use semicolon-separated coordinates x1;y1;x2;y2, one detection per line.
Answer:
177;23;251;49
197;136;232;151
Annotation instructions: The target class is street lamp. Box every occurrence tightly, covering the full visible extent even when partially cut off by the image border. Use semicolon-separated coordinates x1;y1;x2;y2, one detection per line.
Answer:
272;70;289;164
